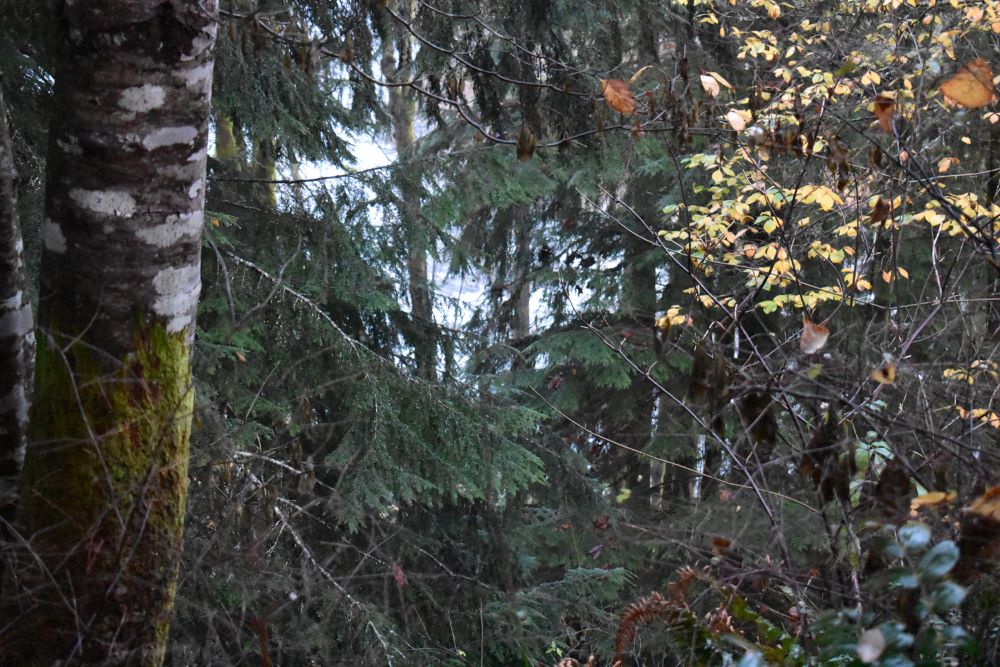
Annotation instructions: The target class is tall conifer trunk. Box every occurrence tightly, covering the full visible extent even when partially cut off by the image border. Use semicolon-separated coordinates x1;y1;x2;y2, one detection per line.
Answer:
384;8;436;379
1;1;217;664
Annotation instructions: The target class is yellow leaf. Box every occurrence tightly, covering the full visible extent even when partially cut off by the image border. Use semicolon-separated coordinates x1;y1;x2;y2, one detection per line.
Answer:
767;2;781;19
938;157;959;173
881;270;892;284
870;361;896;385
707;71;734;90
861;71;881;86
940;59;996;109
626;64;654;86
726;109;752;131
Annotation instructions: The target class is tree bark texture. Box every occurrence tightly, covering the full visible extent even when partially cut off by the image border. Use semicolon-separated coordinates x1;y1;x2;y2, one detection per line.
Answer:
0;85;33;522
1;1;217;664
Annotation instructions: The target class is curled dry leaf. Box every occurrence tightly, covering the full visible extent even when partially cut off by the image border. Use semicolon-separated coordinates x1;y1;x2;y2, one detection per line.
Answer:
700;71;733;99
626;64;654;86
707;71;733;90
800;317;830;354
516;124;536;161
940;58;996;108
601;78;636;114
700;73;720;98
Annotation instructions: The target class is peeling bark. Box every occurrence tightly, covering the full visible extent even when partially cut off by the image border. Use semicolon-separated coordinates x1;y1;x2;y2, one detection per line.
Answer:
0;85;33;522
1;1;218;664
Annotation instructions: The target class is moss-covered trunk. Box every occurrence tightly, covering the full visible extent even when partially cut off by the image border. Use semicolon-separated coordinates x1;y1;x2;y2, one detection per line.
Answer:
0;1;218;664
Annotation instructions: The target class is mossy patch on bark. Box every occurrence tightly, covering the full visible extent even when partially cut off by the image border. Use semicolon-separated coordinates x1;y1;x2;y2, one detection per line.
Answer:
6;319;194;666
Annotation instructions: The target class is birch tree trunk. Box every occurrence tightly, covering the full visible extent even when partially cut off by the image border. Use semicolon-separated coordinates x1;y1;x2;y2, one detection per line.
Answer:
1;1;218;664
0;85;33;523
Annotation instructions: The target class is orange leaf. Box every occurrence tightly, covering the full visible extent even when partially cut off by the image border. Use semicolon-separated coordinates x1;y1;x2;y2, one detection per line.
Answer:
969;485;1000;521
940;58;996;109
870;361;896;385
910;490;957;511
600;79;635;114
938;157;959;173
800;317;830;354
873;95;895;134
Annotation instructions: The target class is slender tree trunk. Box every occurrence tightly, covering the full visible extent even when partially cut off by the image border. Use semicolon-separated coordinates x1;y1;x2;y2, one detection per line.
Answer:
383;12;436;379
512;217;532;343
0;85;33;523
1;2;218;664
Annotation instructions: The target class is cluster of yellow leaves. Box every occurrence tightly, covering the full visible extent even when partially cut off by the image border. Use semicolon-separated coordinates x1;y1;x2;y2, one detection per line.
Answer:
758;287;844;314
943;360;1000;385
955;406;1000;429
808;241;851;264
655;306;691;332
796;185;844;211
661;0;1000;334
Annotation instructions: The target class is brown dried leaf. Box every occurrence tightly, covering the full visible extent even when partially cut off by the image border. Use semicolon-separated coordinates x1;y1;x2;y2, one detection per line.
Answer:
941;58;996;108
601;79;636;114
800;317;830;354
516;124;536;161
873;95;895;134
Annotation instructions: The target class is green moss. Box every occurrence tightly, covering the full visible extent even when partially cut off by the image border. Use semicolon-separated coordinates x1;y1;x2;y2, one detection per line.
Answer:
9;319;194;665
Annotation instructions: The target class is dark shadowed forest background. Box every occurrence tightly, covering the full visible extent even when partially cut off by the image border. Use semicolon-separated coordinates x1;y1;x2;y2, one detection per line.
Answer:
4;0;1000;665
